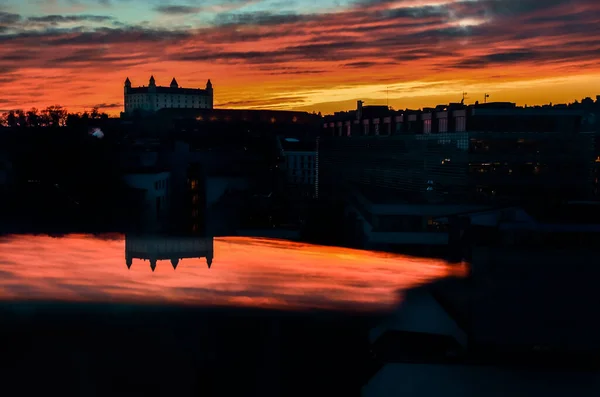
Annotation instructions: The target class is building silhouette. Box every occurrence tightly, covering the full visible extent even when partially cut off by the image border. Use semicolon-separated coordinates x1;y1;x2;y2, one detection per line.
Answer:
125;234;214;271
318;101;597;252
276;136;317;198
123;76;213;114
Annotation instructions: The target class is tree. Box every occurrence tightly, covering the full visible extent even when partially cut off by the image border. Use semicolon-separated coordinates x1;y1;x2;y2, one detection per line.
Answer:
90;107;100;119
16;109;27;127
26;108;41;127
66;112;81;127
6;111;17;128
43;105;68;127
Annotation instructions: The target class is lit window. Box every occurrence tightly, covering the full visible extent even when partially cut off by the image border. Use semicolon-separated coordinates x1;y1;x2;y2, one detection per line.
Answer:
423;119;432;134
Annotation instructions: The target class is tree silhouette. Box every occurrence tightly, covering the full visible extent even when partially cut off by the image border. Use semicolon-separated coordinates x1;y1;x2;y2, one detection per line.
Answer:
0;105;110;128
6;110;16;128
26;108;41;127
42;105;68;127
16;110;27;127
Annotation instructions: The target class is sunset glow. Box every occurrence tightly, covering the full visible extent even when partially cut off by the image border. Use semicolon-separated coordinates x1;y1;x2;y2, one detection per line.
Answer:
0;0;599;115
0;235;466;311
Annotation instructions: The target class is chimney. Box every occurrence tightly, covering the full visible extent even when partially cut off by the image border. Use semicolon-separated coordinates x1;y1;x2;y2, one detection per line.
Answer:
357;100;363;121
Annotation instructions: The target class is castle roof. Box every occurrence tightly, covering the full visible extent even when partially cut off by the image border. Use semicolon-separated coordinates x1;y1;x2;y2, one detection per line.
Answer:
128;86;210;95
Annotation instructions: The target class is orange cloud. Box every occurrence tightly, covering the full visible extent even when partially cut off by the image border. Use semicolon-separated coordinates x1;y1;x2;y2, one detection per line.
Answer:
0;235;466;311
0;0;598;115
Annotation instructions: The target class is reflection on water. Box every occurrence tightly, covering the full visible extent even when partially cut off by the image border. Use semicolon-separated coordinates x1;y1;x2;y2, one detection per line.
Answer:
125;234;214;270
0;234;466;311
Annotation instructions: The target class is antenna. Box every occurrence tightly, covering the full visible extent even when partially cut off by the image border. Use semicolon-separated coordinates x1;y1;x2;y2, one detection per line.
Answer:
461;92;468;104
484;93;490;103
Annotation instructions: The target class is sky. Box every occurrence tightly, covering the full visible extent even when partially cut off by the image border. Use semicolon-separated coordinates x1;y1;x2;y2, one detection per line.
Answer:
0;234;465;310
0;0;599;115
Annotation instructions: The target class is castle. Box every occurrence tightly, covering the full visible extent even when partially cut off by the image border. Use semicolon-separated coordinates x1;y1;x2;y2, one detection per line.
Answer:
123;76;213;114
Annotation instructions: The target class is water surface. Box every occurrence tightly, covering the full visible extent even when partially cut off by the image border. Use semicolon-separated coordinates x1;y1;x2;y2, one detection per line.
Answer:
0;234;466;311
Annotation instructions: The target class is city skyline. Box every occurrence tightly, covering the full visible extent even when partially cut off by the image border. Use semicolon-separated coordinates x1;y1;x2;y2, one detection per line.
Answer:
0;0;599;115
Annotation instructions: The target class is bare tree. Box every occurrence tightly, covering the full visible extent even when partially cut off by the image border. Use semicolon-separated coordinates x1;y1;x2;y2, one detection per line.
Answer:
26;108;41;127
6;110;17;128
43;105;68;127
16;110;27;127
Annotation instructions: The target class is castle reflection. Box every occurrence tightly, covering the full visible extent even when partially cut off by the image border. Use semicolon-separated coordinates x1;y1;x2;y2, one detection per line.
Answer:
125;234;214;271
0;234;466;311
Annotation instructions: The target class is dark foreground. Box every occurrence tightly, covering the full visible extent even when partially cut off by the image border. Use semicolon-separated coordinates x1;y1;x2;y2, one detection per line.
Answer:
0;302;379;396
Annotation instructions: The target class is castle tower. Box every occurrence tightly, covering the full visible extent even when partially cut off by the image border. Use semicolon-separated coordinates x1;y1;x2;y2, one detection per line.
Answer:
149;75;156;87
170;78;178;89
206;79;213;108
124;77;131;93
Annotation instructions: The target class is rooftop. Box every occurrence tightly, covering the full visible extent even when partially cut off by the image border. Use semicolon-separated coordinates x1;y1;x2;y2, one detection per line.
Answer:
128;86;210;95
156;107;321;124
279;136;316;152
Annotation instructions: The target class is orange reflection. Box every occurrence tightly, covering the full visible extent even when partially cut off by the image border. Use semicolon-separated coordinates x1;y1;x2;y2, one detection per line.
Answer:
0;235;467;311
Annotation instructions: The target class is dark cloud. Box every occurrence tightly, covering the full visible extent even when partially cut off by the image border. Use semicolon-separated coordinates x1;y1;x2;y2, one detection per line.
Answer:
218;96;307;107
89;103;122;109
0;11;21;25
266;70;327;75
0;0;598;85
343;61;380;68
454;47;600;69
0;52;38;62
154;5;201;15
214;11;309;26
35;27;191;46
27;15;114;24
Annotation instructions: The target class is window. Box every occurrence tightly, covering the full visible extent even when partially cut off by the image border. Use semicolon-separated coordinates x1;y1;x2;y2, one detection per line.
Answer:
455;116;466;132
423;119;432;134
395;123;402;134
439;118;448;133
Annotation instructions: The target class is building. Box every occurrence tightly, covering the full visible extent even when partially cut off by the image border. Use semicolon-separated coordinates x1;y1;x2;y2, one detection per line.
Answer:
123;76;213;114
154;107;322;135
125;234;214;271
320;100;595;204
318;101;597;251
122;169;171;232
363;202;600;396
276;136;317;198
